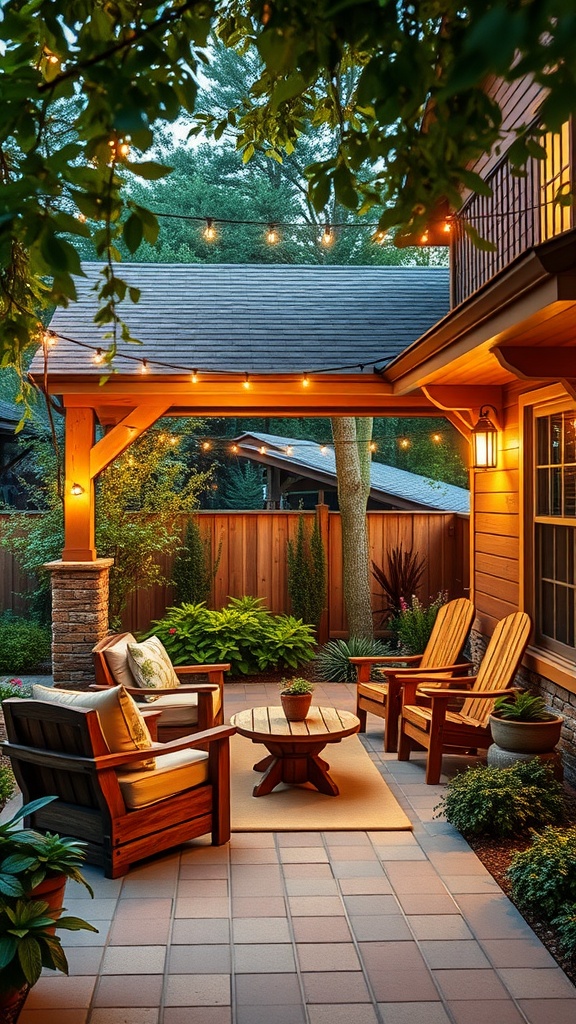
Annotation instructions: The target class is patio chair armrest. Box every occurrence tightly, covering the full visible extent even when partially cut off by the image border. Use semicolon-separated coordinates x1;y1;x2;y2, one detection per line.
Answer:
175;664;230;677
421;685;521;701
94;724;237;769
386;661;473;680
350;654;419;681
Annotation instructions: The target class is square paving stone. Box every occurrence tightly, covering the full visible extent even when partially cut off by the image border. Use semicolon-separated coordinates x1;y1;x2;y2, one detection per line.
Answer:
497;968;576;999
235;973;302;1004
479;938;557;968
168;944;232;973
432;968;510;1001
101;945;166;974
376;1004;452;1024
349;915;412;941
24;976;96;1009
292;917;352;943
302;972;372;1004
171;919;230;944
296;942;361;971
308;1006;379;1024
359;943;439;1002
234;943;296;973
419;940;490;969
93;974;163;1007
164;974;231;1006
236;1006;306;1024
338;877;393;895
517;1000;576;1024
233;917;291;943
446;1001;529;1024
396;893;459;915
163;1009;231;1024
285;878;340;897
342;895;400;916
407;915;474;940
90;1012;159;1024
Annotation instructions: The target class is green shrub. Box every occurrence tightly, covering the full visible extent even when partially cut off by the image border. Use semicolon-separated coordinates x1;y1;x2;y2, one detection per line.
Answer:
435;760;565;838
553;903;576;957
172;517;222;605
389;592;446;655
508;825;576;918
144;596;315;676
287;512;326;628
0;620;51;673
0;765;15;810
0;679;33;701
315;636;394;682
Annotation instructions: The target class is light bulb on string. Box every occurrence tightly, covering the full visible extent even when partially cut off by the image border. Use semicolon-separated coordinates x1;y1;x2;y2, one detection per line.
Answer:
266;224;280;245
320;224;334;247
70;482;84;496
93;348;105;366
369;441;377;452
191;370;199;384
202;441;211;451
320;445;328;455
169;436;178;446
231;444;239;454
285;446;293;456
301;373;310;388
399;437;411;449
242;373;251;390
371;229;387;245
43;330;57;348
203;218;217;242
259;446;267;455
432;433;442;443
443;220;452;234
140;358;149;374
420;230;429;245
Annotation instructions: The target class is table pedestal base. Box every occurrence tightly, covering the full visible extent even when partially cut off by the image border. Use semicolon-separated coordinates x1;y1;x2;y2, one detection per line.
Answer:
252;741;339;796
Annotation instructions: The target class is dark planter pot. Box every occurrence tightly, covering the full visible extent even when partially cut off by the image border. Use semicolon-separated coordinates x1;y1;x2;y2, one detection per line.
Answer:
489;713;564;754
280;693;312;722
0;982;31;1024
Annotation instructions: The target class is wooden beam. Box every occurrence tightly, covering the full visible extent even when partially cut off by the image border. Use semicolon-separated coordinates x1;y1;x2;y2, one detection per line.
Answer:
89;404;171;479
63;407;96;561
493;345;576;380
421;384;503;439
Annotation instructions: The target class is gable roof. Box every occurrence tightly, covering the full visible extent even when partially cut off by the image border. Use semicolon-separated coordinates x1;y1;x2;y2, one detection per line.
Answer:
234;432;470;513
33;262;450;377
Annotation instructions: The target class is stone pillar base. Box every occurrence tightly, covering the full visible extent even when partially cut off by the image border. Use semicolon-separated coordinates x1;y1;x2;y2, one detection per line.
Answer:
43;559;114;689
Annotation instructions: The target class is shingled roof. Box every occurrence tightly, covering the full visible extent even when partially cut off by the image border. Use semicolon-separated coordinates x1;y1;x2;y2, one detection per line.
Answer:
34;262;450;377
234;432;470;513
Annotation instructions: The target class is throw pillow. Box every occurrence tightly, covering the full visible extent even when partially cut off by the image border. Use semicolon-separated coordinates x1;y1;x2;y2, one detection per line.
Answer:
32;683;155;770
126;636;180;691
101;632;138;688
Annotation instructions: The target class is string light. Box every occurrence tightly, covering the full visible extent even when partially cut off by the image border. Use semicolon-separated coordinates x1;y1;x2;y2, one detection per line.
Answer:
231;444;239;453
77;212;87;223
243;373;251;389
203;218;217;242
399;438;411;449
432;433;442;442
285;446;293;455
320;445;329;455
443;220;452;234
301;373;310;387
372;229;387;245
93;348;105;365
259;446;267;454
202;441;211;451
420;230;429;244
140;358;149;374
320;225;334;247
369;441;377;452
191;370;199;384
70;482;84;495
43;330;57;348
266;224;280;245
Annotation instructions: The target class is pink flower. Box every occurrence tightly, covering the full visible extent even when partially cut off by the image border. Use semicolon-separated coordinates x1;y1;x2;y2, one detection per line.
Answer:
9;678;22;686
399;597;408;612
168;628;177;635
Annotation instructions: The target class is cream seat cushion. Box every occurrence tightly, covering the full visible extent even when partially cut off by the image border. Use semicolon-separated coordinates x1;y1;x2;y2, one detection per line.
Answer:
32;683;155;770
117;747;209;810
102;633;138;688
126;636;180;690
146;691;200;725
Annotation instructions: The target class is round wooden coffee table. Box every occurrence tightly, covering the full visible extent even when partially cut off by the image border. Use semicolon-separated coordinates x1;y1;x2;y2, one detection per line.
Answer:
230;705;361;797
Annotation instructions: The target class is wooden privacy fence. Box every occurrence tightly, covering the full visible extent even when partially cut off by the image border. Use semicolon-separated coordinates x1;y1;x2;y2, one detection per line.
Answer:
0;509;469;638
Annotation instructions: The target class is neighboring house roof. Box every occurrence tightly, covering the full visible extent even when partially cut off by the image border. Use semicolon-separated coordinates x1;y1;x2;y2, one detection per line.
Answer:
32;262;450;377
234;432;470;513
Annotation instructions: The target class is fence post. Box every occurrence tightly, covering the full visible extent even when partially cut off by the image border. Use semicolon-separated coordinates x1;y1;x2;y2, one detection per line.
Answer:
315;503;330;645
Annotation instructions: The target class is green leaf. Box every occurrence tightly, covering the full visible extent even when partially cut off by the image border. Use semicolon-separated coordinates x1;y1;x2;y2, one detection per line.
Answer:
17;935;43;986
124;161;173;181
123;214;143;254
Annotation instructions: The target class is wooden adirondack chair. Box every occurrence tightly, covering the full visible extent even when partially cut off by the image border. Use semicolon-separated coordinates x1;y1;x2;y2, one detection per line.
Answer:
350;597;475;751
397;611;532;784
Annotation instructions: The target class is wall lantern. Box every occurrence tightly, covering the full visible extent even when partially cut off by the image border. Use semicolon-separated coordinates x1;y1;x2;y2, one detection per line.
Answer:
472;406;498;469
70;482;85;496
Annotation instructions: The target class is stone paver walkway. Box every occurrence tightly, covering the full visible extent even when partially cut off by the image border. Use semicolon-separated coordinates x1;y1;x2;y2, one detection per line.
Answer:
13;679;576;1024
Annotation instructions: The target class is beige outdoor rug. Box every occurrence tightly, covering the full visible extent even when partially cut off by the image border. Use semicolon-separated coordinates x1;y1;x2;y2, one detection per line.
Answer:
230;733;412;831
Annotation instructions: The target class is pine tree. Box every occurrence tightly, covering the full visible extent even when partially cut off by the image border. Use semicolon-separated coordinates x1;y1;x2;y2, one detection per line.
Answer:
172;517;221;605
220;463;264;509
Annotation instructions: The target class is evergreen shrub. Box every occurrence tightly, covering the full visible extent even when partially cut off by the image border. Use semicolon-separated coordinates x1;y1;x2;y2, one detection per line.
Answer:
435;760;565;838
0;618;51;673
287;512;326;628
507;825;576;918
172;517;222;605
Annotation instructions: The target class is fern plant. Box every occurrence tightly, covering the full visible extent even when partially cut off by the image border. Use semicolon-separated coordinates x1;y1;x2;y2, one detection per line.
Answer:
371;544;426;624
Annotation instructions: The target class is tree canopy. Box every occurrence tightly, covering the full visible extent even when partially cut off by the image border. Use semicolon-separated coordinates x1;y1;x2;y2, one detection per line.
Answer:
2;0;574;373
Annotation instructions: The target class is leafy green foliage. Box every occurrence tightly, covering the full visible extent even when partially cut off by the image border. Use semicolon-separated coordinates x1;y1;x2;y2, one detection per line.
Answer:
508;826;576;919
287;512;326;628
0;620;51;673
145;597;315;676
371;545;426;623
0;420;211;626
553;904;576;958
493;691;551;722
0;898;97;991
315;636;393;683
0;767;15;811
435;761;565;839
279;677;314;695
389;592;447;655
0;679;32;702
0;797;94;899
172;518;222;606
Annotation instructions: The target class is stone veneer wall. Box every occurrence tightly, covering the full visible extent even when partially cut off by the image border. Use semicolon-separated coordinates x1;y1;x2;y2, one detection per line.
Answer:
469;627;576;785
43;559;113;689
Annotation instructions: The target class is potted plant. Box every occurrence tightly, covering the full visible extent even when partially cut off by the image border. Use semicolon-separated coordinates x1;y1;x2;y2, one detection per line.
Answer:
0;796;98;1022
279;678;314;722
489;691;564;754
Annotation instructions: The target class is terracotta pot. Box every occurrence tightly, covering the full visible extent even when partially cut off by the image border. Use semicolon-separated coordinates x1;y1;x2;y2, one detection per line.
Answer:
280;693;312;722
30;874;67;932
489;713;564;754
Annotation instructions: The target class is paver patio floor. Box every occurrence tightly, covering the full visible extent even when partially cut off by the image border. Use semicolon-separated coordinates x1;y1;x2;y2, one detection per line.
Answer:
13;680;576;1024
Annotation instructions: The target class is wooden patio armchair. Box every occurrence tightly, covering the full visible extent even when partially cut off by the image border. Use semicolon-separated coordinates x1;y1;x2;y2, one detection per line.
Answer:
92;632;230;741
2;697;235;878
349;597;475;751
397;610;532;784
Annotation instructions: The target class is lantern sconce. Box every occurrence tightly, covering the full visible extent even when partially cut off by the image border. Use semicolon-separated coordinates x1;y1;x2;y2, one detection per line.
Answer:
70;482;85;496
471;405;499;469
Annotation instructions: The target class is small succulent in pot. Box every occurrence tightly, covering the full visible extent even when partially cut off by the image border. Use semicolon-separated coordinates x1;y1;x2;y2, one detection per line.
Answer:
493;691;551;721
279;678;314;696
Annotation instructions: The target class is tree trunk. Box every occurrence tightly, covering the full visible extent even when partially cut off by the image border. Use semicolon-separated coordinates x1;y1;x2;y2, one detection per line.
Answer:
331;416;374;639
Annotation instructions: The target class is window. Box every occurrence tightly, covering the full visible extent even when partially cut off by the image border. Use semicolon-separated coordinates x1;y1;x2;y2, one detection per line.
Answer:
540;120;573;241
534;408;576;654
